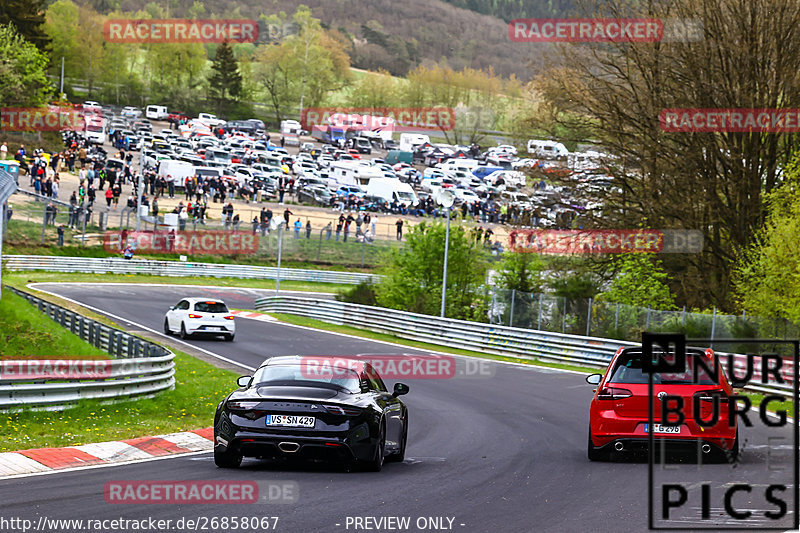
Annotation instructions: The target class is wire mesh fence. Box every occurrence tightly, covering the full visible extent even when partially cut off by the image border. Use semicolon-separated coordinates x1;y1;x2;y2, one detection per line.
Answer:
486;287;800;348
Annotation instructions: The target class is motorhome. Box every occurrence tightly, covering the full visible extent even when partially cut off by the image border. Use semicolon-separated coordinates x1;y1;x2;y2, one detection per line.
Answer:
399;133;430;152
145;105;168;120
281;120;302;135
527;139;570;160
329;161;383;188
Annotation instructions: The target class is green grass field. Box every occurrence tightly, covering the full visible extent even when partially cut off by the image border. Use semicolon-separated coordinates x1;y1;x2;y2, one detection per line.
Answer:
0;291;109;360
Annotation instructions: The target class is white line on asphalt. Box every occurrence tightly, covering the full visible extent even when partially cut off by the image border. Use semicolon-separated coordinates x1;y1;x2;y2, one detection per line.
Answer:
29;282;592;377
28;284;256;372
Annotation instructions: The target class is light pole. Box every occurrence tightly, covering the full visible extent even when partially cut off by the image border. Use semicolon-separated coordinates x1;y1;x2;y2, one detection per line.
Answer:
434;189;455;318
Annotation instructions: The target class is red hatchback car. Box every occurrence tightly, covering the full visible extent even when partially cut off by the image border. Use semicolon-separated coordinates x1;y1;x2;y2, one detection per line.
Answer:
587;346;738;461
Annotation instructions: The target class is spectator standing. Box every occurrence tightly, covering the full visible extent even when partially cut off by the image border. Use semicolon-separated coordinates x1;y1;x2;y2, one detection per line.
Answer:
371;215;378;236
105;187;113;208
335;216;343;241
112;183;121;209
293;218;302;238
305;219;312;239
0;142;6;160
325;221;332;240
396;218;404;240
344;213;354;242
283;208;293;228
57;225;65;246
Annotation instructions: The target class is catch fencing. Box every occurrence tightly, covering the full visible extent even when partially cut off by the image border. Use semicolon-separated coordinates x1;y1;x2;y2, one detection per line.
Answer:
2;255;379;285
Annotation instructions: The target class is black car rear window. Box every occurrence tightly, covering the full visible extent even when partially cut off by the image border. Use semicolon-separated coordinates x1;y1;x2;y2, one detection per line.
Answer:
194;302;228;313
608;351;721;385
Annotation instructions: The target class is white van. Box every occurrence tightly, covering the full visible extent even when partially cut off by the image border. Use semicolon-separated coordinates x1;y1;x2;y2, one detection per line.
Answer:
157;159;196;186
527;139;570;160
366;178;419;206
84;116;106;145
145;105;168;120
399;133;430;152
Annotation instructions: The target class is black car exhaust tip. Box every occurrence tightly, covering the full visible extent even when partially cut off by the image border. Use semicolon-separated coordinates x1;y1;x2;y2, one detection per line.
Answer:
278;442;300;453
614;442;624;452
701;444;711;454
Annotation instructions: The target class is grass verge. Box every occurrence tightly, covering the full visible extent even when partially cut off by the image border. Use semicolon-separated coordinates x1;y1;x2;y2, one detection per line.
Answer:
0;283;240;451
2;271;343;294
0;290;109;360
1;349;238;451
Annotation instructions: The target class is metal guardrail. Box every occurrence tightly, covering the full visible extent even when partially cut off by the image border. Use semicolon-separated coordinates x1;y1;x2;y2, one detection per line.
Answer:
254;295;633;367
2;287;175;410
2;255;380;285
254;296;796;396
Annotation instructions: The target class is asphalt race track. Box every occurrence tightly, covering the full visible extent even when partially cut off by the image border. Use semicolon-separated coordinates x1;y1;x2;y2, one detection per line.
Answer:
0;283;795;533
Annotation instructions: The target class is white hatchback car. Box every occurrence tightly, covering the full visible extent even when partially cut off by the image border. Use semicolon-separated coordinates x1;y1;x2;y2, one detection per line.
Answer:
164;298;235;341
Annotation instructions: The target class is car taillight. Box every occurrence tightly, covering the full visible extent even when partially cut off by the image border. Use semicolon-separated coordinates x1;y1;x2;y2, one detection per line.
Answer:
227;401;261;410
224;315;235;320
597;387;632;400
323;405;362;416
188;314;202;318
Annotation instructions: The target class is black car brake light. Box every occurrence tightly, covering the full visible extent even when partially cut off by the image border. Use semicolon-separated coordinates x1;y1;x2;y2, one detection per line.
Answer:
323;405;362;416
227;400;261;410
597;387;632;400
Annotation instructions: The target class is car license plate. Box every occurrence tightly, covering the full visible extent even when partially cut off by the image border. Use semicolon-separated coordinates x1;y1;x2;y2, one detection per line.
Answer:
645;424;681;434
266;415;315;428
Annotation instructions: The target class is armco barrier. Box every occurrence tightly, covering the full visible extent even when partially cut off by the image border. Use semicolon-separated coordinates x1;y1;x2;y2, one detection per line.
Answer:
2;255;379;285
2;287;175;410
254;296;795;396
254;295;632;367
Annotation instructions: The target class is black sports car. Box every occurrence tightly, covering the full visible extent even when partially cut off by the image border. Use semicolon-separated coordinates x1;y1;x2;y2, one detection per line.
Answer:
213;356;409;471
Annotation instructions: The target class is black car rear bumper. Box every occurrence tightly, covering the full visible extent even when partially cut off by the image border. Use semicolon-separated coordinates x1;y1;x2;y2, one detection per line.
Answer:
216;431;375;462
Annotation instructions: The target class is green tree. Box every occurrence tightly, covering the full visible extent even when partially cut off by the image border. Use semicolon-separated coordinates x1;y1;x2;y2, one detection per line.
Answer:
495;252;544;293
346;68;398;109
0;24;52;106
208;41;243;114
0;0;50;51
376;221;487;320
734;155;800;321
598;254;676;309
